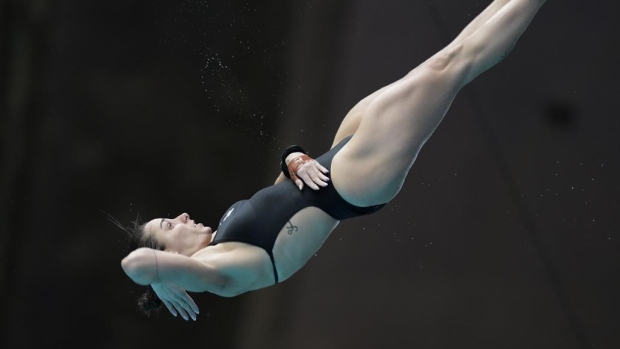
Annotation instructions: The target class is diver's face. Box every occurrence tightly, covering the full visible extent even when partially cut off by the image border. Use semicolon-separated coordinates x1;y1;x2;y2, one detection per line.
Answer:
144;213;213;256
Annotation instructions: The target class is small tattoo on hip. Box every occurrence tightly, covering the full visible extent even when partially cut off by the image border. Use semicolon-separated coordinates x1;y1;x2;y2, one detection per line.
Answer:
286;221;298;235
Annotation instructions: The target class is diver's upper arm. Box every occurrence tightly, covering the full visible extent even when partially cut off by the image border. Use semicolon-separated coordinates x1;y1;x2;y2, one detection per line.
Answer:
121;248;230;295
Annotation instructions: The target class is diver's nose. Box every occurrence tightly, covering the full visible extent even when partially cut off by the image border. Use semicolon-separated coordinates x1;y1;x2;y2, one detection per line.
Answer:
178;213;190;222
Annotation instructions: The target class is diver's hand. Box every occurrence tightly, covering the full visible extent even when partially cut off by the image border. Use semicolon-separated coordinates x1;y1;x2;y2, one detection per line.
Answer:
151;283;199;321
286;153;330;191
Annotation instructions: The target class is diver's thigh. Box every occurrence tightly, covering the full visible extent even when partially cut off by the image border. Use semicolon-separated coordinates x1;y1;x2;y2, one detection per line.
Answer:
331;70;461;205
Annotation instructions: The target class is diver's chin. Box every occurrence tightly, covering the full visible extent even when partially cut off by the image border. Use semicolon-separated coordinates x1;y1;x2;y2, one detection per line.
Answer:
202;226;213;234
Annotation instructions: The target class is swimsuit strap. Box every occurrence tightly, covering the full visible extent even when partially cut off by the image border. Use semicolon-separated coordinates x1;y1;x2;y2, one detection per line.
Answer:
268;251;279;284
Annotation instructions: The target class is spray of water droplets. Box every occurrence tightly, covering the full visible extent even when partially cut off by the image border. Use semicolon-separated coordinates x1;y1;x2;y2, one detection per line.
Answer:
156;0;291;150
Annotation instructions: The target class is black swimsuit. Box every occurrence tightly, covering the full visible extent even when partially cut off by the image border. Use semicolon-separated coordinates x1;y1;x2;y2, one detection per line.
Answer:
208;136;386;283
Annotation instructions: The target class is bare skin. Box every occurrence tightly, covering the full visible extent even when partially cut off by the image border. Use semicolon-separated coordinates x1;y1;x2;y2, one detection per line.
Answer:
122;0;547;321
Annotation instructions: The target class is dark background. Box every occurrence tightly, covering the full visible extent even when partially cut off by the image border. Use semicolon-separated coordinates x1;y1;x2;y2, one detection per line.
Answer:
1;0;619;348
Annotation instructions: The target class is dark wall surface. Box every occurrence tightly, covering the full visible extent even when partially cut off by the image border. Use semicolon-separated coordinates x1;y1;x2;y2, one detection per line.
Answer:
1;1;619;348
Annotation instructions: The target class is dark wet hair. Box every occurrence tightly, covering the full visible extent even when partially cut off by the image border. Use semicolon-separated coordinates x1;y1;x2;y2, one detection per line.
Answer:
133;222;167;318
103;211;166;318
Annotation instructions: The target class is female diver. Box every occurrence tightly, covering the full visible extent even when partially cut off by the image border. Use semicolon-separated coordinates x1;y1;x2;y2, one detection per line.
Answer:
121;0;548;320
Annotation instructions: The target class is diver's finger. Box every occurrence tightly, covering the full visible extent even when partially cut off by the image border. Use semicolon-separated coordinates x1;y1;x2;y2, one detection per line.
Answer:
175;304;190;321
317;171;330;182
295;179;304;191
311;176;329;188
318;163;329;173
182;293;199;314
162;300;178;317
175;297;197;320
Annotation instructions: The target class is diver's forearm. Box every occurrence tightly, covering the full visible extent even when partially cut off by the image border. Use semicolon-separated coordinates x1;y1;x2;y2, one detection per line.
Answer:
121;248;228;294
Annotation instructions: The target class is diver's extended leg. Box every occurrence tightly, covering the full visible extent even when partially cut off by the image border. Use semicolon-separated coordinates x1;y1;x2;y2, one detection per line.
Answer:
332;0;548;206
331;0;513;148
457;0;547;85
449;0;512;48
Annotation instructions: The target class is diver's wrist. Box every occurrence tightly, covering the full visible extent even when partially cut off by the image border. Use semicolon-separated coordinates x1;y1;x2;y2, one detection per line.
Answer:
285;152;305;165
